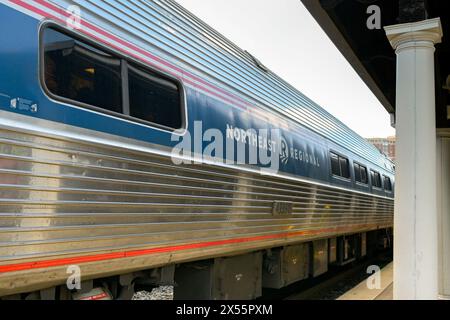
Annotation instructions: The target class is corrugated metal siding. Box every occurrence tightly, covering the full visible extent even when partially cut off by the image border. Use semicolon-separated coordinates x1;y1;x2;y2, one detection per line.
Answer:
0;124;393;262
0;114;393;295
47;0;392;171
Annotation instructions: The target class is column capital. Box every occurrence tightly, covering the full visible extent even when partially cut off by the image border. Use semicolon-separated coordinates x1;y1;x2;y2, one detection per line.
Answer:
384;18;443;52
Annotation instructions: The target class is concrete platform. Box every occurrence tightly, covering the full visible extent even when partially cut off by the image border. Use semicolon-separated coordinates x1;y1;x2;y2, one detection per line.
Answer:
337;263;393;300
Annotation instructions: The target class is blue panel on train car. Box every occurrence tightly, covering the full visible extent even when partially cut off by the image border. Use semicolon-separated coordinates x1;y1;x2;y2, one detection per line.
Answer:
0;5;39;103
185;92;330;181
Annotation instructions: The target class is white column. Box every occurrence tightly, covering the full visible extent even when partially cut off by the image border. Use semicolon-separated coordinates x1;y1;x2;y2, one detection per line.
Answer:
385;18;443;300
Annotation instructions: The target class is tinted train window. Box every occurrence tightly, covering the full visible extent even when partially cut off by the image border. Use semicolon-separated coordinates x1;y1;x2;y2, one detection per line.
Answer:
371;170;382;188
330;152;350;179
331;153;340;176
340;157;350;178
43;28;122;113
361;167;368;184
129;65;182;129
384;176;392;191
42;27;184;131
354;163;368;184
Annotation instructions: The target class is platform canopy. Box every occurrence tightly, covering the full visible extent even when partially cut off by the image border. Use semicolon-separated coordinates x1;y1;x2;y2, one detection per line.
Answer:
301;0;450;128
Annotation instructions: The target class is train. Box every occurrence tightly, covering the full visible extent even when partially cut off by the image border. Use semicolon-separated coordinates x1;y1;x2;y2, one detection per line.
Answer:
0;0;394;300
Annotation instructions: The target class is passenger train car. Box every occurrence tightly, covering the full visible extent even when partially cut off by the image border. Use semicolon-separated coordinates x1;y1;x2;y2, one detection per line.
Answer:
0;0;394;300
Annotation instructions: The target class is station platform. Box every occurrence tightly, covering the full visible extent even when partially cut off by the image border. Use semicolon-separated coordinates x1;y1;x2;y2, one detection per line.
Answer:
337;263;393;300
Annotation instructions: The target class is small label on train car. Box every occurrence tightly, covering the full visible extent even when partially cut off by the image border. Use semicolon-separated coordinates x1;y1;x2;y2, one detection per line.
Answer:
9;97;38;113
272;201;293;216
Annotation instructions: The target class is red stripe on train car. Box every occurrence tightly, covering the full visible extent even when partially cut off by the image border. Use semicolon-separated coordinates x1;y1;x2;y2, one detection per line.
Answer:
0;225;376;274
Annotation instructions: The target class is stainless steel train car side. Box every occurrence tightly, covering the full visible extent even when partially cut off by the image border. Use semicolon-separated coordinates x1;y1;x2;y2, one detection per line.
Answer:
0;0;394;298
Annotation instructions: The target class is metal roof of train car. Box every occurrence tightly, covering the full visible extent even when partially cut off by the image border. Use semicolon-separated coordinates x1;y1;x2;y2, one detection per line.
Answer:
47;0;393;171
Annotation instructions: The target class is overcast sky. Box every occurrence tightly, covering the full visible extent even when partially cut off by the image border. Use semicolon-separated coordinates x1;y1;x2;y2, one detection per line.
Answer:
176;0;396;138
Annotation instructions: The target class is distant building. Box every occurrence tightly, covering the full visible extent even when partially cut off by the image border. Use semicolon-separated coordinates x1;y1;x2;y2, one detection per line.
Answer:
367;136;396;162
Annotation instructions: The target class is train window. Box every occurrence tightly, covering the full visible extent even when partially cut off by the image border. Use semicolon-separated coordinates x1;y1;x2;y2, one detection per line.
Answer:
340;157;350;178
354;163;361;182
360;166;368;184
354;163;368;184
331;153;340;176
41;26;184;131
371;170;382;188
43;27;122;114
330;152;350;179
384;176;392;191
128;64;182;129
